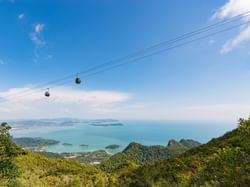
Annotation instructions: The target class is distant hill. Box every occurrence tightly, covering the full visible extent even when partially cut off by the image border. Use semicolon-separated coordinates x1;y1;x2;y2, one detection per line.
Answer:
100;139;201;172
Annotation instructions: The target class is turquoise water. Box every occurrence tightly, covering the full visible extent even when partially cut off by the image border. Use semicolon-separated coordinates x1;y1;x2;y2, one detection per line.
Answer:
11;120;237;153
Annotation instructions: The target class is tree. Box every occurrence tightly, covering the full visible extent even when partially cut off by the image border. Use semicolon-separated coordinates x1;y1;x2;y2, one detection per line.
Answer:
0;122;21;186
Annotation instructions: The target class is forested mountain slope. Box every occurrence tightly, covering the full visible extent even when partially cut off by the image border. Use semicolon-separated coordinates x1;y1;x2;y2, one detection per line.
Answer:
100;139;201;173
1;118;250;187
114;118;250;187
0;123;110;187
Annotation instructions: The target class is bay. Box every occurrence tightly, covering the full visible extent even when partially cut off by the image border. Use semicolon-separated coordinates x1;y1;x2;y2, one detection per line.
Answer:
10;120;237;154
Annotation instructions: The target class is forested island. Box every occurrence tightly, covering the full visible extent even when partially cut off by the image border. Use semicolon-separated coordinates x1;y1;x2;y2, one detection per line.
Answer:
105;144;121;149
62;143;73;146
13;137;59;151
80;144;88;147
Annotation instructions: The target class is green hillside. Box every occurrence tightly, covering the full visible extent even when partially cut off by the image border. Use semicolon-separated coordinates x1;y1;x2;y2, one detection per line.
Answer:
1;118;250;187
15;152;110;187
99;139;200;173
0;123;111;187
114;118;250;187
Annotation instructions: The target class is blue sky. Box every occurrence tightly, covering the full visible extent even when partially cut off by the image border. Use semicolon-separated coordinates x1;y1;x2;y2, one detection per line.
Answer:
1;0;250;120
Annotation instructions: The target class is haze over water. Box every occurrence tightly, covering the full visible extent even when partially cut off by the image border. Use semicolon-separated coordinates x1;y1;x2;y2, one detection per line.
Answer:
11;120;237;153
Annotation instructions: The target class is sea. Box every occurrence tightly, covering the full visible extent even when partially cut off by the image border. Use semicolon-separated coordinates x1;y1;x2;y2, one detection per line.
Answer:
10;120;237;154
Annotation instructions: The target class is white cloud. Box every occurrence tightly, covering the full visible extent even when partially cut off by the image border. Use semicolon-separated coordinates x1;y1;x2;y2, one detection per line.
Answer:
18;14;24;20
29;23;47;62
213;0;250;19
34;23;45;33
30;23;46;48
213;0;250;53
1;87;249;121
29;33;46;48
30;33;46;47
0;87;132;119
220;26;250;53
0;87;249;120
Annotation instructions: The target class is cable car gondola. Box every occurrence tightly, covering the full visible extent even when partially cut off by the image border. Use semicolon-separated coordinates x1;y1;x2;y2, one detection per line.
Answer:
45;88;50;97
75;74;81;84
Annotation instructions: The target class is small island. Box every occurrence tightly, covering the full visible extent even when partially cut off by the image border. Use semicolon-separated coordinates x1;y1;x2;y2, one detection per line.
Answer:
80;144;88;147
105;144;120;149
62;143;73;146
90;123;124;127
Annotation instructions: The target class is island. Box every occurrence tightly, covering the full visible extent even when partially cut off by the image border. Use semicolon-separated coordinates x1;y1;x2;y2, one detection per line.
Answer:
80;144;88;147
105;144;120;149
14;137;59;148
90;123;124;127
62;143;73;146
13;137;60;152
9;119;74;131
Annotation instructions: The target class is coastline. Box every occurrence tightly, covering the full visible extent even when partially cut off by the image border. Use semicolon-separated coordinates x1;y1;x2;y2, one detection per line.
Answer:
10;119;236;154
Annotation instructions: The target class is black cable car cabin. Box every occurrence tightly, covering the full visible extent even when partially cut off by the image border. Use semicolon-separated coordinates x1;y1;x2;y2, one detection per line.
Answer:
45;89;50;97
75;77;81;84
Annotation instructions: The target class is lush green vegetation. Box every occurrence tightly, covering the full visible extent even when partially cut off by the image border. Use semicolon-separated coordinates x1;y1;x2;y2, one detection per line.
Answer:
1;118;250;187
15;151;111;186
0;123;22;186
40;150;111;164
100;139;200;173
38;151;64;159
113;118;250;186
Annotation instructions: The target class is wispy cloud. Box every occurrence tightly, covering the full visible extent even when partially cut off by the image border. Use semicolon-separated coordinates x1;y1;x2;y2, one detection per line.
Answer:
18;14;24;20
0;87;132;119
34;23;45;33
0;87;248;120
29;23;46;62
29;33;46;48
213;0;250;54
220;26;250;53
30;23;46;48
